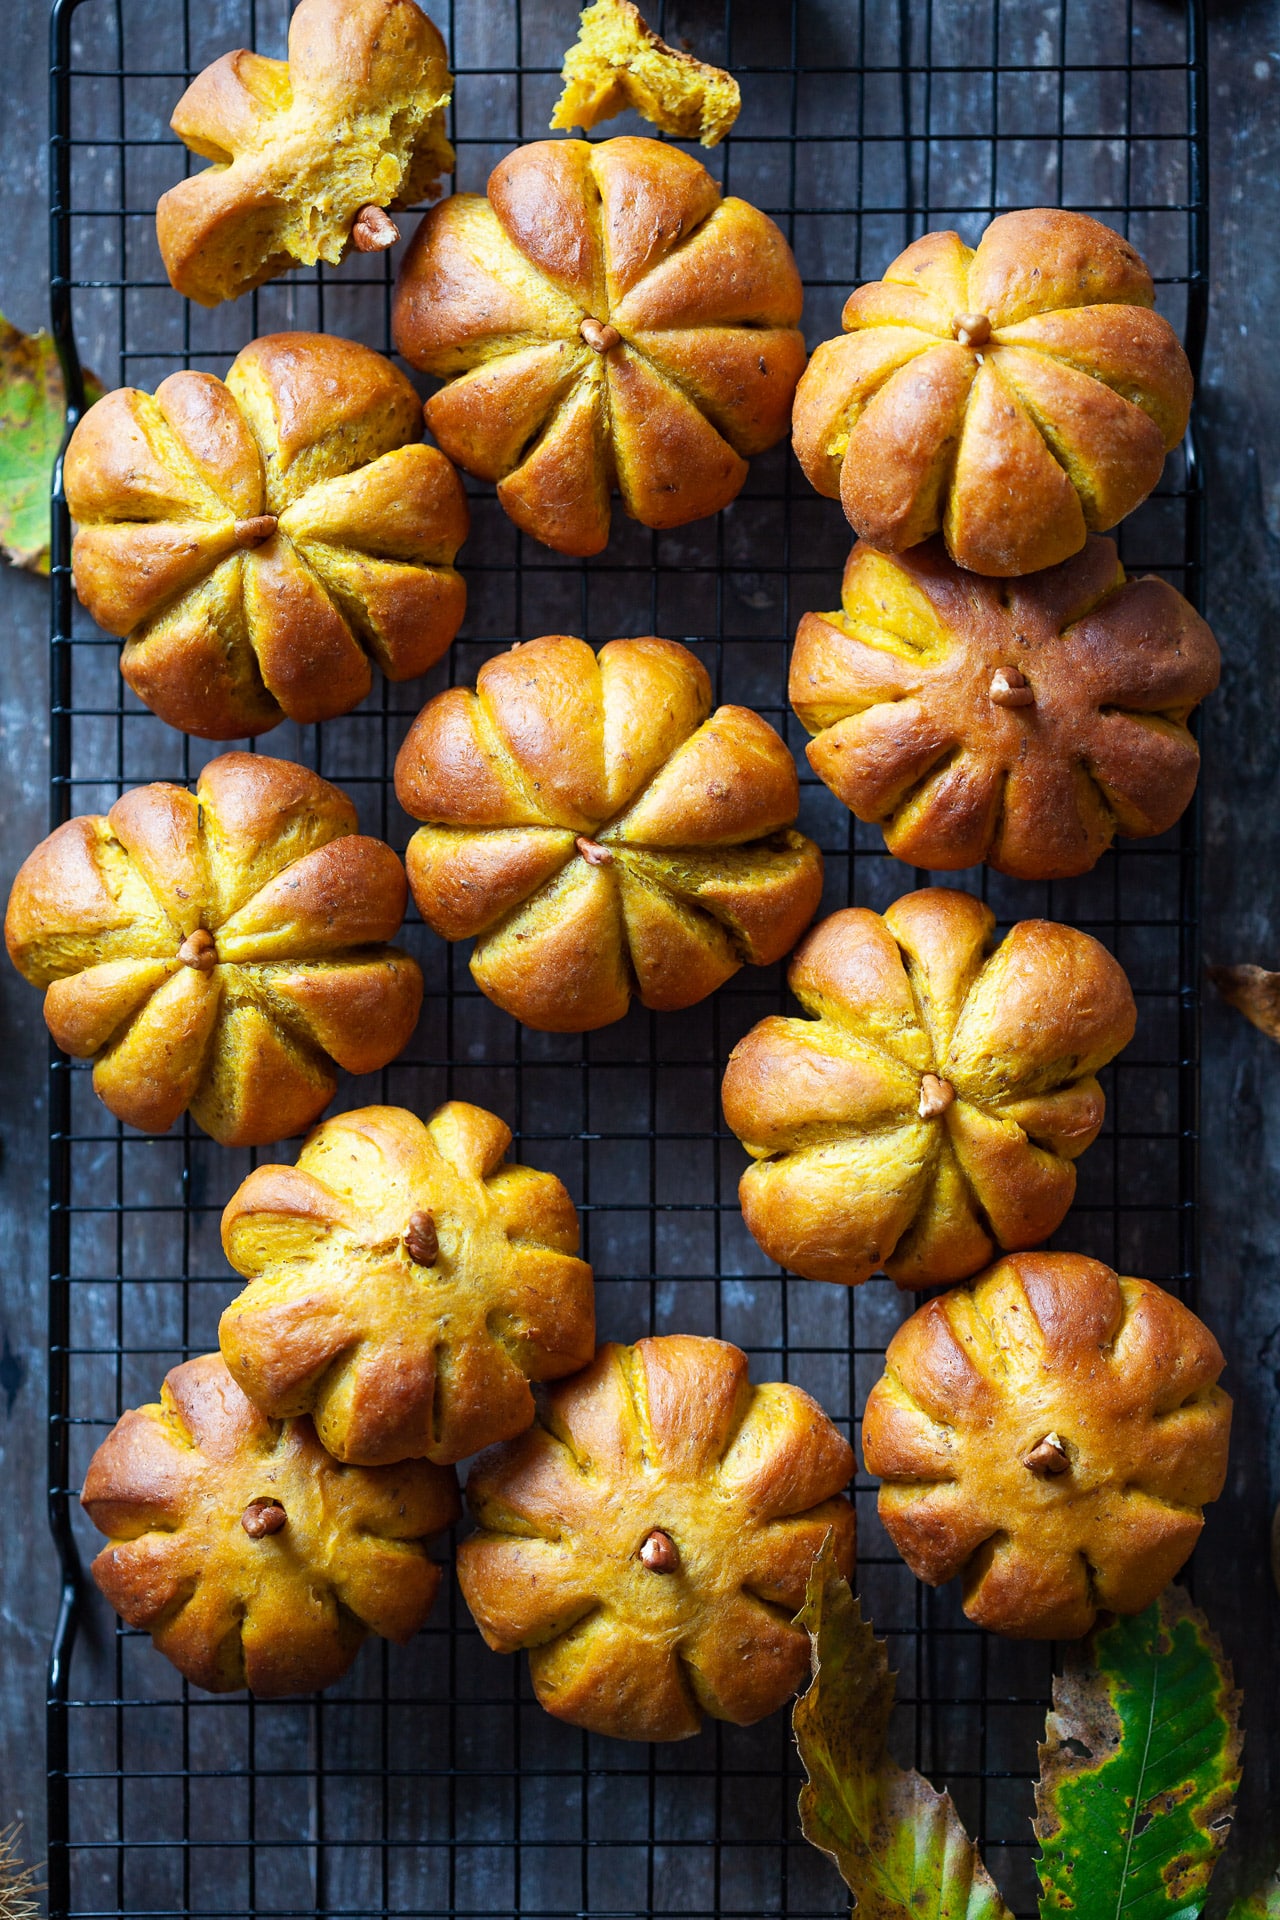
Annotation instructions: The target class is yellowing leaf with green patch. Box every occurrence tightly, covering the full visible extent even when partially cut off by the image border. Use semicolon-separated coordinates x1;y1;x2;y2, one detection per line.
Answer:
0;313;100;574
793;1535;1014;1920
1034;1585;1241;1920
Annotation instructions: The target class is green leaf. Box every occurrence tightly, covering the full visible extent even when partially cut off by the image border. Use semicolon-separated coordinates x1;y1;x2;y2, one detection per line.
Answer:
1034;1585;1242;1920
0;313;100;575
793;1535;1014;1920
1225;1877;1280;1919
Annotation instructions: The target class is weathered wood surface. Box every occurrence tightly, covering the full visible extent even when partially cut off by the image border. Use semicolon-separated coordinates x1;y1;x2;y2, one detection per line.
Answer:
0;0;1277;1913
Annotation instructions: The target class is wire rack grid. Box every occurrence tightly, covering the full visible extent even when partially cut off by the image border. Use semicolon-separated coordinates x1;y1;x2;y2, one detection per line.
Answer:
45;0;1208;1915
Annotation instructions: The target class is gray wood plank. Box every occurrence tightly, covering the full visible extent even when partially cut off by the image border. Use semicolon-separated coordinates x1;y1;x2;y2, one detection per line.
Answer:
1197;5;1280;1903
0;0;75;1869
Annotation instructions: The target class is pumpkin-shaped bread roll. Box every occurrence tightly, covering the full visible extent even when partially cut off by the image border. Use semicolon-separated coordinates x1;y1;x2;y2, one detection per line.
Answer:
392;136;805;555
792;209;1193;576
457;1336;855;1741
4;754;422;1147
395;634;824;1032
64;333;468;739
721;891;1135;1288
157;0;454;308
789;539;1219;880
861;1255;1231;1638
82;1353;460;1695
220;1103;595;1466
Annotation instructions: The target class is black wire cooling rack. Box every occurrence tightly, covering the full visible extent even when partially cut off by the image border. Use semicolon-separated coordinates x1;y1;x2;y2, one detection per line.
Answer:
45;0;1209;1914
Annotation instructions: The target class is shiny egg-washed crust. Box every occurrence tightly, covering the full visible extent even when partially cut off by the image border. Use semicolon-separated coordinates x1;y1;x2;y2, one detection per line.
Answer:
394;633;824;1032
792;209;1193;577
457;1335;855;1741
721;890;1136;1288
861;1254;1231;1639
157;0;454;308
392;136;804;555
790;537;1219;881
82;1353;459;1696
4;753;422;1147
64;332;469;740
220;1102;595;1466
551;0;741;147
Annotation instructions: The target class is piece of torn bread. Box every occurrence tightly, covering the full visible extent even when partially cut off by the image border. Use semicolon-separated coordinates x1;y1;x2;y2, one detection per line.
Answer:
551;0;740;147
157;0;455;307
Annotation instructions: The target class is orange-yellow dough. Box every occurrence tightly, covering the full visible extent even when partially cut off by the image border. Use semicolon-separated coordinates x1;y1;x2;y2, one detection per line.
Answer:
394;633;824;1031
220;1102;595;1466
157;0;454;307
457;1336;855;1740
552;0;740;147
82;1353;459;1694
792;210;1193;575
393;137;804;554
862;1254;1231;1638
5;754;422;1145
722;890;1135;1287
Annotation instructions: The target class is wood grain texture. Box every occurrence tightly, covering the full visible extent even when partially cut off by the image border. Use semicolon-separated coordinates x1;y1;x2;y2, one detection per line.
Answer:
0;0;65;1863
1197;5;1280;1901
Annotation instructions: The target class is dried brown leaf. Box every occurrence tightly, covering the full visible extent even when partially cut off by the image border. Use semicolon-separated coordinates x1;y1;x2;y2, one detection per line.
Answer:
1208;964;1280;1043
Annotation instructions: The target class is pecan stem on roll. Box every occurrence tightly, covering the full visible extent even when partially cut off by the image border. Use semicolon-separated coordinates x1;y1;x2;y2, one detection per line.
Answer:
951;310;992;348
575;836;614;867
989;665;1035;708
579;317;621;353
351;204;401;252
177;928;218;971
917;1073;955;1120
404;1208;439;1267
241;1497;287;1537
1023;1432;1070;1477
233;514;278;548
638;1528;680;1573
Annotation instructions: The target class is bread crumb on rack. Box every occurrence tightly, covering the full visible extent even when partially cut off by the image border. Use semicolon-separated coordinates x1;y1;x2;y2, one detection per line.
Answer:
551;0;740;147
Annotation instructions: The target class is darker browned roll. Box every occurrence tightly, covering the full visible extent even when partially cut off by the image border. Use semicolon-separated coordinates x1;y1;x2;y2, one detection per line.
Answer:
393;136;805;554
790;536;1219;879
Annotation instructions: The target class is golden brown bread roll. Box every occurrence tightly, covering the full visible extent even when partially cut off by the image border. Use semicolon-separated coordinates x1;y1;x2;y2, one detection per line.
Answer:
64;333;469;740
721;890;1135;1288
792;209;1193;576
392;136;804;555
220;1102;595;1466
790;537;1219;880
4;753;422;1146
82;1353;459;1695
394;633;824;1031
861;1254;1231;1638
551;0;741;147
157;0;454;307
456;1335;855;1740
